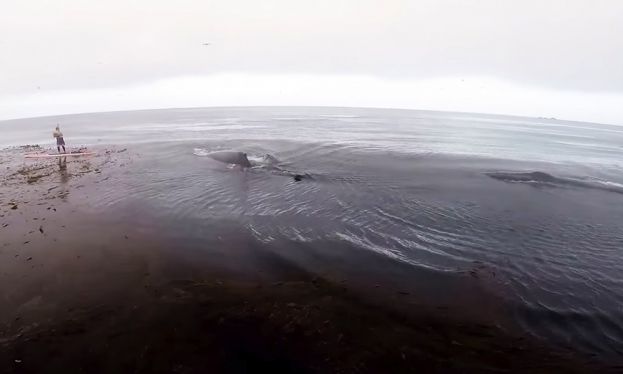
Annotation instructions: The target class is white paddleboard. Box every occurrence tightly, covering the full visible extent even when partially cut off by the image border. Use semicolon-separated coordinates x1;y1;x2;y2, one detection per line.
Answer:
24;152;95;159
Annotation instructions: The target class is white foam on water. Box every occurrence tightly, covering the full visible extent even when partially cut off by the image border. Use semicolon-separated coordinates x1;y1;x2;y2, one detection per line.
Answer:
192;148;210;157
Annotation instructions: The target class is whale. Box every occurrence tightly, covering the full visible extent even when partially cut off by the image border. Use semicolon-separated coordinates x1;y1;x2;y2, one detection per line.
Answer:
206;151;252;168
201;150;312;181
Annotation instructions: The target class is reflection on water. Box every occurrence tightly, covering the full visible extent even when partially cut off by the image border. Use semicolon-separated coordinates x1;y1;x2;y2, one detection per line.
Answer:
58;157;67;180
58;157;69;200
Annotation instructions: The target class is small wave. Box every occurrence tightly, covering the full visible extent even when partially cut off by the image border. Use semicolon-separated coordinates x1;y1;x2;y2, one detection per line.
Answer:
246;153;281;167
593;179;623;189
193;148;211;157
486;171;623;195
271;117;309;121
318;114;360;118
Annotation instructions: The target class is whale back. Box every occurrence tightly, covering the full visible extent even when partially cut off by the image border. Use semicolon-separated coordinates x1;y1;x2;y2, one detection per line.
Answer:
207;151;252;167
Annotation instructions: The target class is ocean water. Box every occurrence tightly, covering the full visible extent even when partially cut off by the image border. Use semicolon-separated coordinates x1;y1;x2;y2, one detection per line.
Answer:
3;107;623;358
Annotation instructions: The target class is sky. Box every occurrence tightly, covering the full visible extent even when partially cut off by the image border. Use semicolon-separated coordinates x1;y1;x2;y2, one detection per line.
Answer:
1;0;622;124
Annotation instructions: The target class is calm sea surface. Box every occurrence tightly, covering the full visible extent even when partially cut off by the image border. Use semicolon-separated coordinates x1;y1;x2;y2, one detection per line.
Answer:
3;107;623;357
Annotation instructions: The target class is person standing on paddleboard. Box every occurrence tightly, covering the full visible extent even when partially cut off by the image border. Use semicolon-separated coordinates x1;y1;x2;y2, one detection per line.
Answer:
53;125;66;153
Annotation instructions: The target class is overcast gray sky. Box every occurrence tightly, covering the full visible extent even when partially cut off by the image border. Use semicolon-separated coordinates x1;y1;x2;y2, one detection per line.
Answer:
1;0;622;123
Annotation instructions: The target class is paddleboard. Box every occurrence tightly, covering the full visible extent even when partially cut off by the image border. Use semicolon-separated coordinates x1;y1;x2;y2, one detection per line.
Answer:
25;152;95;159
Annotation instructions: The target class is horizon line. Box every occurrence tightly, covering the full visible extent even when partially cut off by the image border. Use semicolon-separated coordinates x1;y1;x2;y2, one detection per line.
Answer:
0;105;616;127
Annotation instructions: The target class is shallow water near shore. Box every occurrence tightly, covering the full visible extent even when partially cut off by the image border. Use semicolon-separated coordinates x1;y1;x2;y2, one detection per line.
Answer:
1;107;623;371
